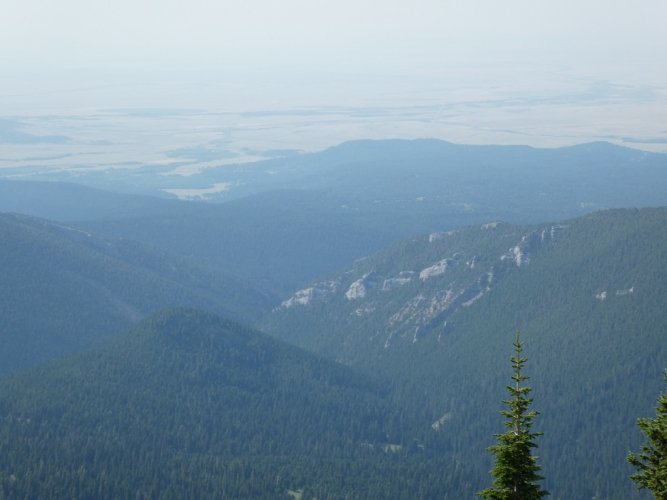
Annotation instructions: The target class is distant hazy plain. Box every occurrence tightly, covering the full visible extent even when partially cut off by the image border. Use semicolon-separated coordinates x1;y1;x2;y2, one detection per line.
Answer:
1;63;666;186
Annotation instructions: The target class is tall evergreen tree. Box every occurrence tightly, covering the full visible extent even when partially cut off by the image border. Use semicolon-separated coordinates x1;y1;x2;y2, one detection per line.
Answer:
479;333;548;499
628;371;667;498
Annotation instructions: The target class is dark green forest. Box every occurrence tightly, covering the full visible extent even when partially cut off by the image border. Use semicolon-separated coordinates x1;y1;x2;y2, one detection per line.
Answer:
0;309;476;499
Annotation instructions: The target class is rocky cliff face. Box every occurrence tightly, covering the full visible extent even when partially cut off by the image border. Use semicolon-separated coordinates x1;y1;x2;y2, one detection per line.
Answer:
274;220;568;354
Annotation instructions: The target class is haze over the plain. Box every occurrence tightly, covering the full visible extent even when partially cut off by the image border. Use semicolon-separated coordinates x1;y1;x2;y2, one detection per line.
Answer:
1;0;666;177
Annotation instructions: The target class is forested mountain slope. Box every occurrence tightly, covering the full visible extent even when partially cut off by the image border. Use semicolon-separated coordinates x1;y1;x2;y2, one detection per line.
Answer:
0;309;474;499
0;213;274;375
79;189;407;294
266;207;667;498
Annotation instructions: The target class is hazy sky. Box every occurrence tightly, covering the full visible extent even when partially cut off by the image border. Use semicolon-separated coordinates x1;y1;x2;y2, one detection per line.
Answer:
1;1;666;157
3;0;666;76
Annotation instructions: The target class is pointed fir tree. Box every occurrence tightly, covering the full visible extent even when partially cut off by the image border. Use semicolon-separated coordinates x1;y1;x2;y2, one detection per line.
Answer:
479;333;549;499
627;371;667;498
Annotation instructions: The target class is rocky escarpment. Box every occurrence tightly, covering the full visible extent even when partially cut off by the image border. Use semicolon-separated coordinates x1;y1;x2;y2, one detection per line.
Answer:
277;221;568;349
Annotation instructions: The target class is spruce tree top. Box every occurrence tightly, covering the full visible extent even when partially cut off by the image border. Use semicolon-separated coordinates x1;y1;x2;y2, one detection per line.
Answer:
627;370;667;498
478;332;549;500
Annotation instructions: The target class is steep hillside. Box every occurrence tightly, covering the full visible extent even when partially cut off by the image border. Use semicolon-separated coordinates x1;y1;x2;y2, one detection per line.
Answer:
270;219;545;360
265;208;667;498
0;309;473;499
0;213;274;375
80;189;407;294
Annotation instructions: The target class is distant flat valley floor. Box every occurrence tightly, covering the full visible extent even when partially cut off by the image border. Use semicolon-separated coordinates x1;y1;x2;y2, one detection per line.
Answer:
1;63;666;197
